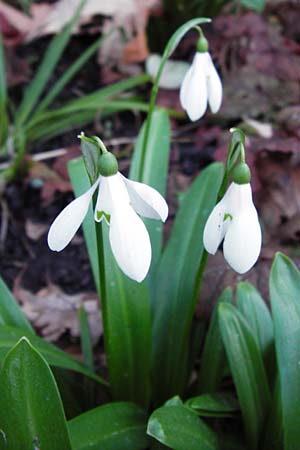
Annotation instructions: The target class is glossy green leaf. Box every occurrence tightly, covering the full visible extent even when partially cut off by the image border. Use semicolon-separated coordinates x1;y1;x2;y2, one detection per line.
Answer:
69;157;152;407
270;252;300;450
186;393;239;418
262;379;283;450
198;287;232;393
0;337;72;450
152;162;223;402
130;109;170;270
0;33;6;109
0;276;34;332
236;282;273;355
69;402;149;450
16;0;86;124
147;405;218;450
0;325;107;385
218;303;271;450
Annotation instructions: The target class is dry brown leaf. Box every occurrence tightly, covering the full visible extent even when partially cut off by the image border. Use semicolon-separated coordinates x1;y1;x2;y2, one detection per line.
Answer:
14;282;102;343
25;220;48;241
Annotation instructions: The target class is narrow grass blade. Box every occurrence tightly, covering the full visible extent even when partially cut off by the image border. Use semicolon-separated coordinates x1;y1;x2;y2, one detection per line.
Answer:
15;0;86;125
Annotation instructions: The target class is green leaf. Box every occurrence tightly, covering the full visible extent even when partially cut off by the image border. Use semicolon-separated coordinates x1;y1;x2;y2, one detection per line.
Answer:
69;157;152;407
218;303;271;450
68;157;99;294
0;337;72;450
78;305;94;372
241;0;265;12
130;109;170;270
15;0;86;125
147;405;218;450
185;393;239;418
262;379;283;450
69;402;149;450
33;32;114;115
197;287;232;393
0;276;34;332
236;282;273;356
152;162;223;402
80;138;100;184
0;325;107;385
270;252;300;450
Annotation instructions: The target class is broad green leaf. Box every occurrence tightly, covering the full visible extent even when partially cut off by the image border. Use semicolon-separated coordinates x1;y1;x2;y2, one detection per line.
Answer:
262;379;283;450
0;337;72;450
147;405;218;450
152;162;223;402
16;0;86;125
218;303;271;450
197;287;232;393
241;0;265;12
270;252;300;450
69;402;149;450
69;157;152;407
236;281;275;381
186;393;239;418
236;282;273;356
0;324;106;385
0;276;34;332
130;109;170;270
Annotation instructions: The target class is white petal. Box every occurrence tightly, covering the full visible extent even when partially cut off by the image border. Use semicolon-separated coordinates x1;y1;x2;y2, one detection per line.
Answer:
109;205;152;282
223;206;262;274
180;52;208;121
122;176;168;222
48;178;99;251
94;172;130;222
206;53;222;113
225;183;254;216
203;202;229;255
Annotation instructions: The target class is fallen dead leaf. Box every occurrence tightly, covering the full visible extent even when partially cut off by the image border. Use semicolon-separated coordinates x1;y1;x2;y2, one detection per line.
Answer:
25;220;48;241
14;281;102;344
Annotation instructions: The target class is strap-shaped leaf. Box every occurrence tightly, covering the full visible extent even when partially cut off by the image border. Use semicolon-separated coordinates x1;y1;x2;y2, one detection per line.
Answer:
152;162;223;402
69;157;152;407
0;276;34;332
0;337;72;450
69;402;149;450
198;287;232;393
147;405;218;450
0;324;106;385
185;393;239;418
218;303;271;450
270;252;300;450
130;109;170;271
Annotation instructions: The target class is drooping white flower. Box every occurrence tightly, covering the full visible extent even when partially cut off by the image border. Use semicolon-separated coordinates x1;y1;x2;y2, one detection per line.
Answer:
203;182;261;274
180;51;222;122
48;173;168;283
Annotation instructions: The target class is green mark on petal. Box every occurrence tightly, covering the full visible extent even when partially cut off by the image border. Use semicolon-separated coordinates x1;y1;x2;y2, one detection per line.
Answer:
97;211;111;224
224;213;233;221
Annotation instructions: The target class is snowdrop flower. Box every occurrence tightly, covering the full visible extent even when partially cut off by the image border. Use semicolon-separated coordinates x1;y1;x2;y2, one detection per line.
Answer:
48;148;168;283
203;164;261;274
180;35;222;121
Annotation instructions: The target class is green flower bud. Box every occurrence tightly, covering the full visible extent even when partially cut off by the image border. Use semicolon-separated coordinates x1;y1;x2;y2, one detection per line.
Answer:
99;152;118;176
197;35;209;53
233;163;251;184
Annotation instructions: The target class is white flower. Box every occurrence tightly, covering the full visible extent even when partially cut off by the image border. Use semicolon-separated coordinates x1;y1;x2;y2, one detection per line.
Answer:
48;173;168;282
180;52;222;121
203;182;261;274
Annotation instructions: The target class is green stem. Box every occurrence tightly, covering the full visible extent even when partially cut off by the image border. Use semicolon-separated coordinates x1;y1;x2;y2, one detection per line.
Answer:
191;250;208;307
95;221;107;324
